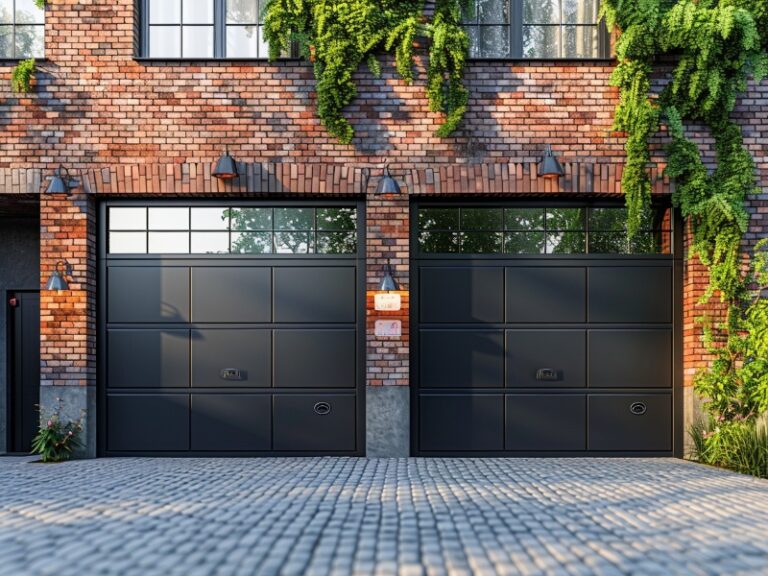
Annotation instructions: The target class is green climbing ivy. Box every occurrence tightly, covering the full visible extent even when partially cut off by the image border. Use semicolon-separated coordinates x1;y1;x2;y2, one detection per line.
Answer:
11;58;36;93
263;0;472;144
600;0;768;424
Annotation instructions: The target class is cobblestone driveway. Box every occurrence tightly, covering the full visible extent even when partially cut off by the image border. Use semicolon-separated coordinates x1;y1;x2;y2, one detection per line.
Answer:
1;457;767;575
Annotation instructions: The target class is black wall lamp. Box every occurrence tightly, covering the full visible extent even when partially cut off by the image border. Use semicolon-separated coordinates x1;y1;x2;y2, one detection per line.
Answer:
538;144;565;179
45;166;80;195
379;260;400;291
375;164;401;195
45;260;72;291
213;149;238;179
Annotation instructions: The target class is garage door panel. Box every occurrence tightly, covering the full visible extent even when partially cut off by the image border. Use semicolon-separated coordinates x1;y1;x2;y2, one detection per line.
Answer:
274;330;356;388
506;395;586;450
588;394;672;451
506;268;586;323
419;395;504;451
420;331;504;388
273;395;356;451
589;330;672;388
107;394;189;451
588;267;672;323
191;329;271;388
420;267;503;324
191;394;271;451
506;331;586;388
108;266;189;323
192;267;271;323
274;267;356;323
107;329;190;388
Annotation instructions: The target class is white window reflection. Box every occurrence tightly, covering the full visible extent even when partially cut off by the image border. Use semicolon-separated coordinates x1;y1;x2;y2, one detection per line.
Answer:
191;232;230;254
191;208;230;230
148;208;189;230
148;232;189;253
109;232;147;254
110;207;147;231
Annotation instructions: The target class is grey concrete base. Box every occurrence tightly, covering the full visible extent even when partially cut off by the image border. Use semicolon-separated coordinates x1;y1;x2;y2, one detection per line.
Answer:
683;386;707;458
366;385;409;457
39;386;96;459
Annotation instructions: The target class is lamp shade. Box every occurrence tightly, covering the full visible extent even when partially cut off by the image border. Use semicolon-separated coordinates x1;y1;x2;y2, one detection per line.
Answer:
213;150;238;179
379;262;399;291
46;166;77;195
538;144;564;179
45;270;69;291
375;165;401;195
45;260;72;291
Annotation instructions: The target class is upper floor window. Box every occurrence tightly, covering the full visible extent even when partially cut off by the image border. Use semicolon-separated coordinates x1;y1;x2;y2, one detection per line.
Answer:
464;0;608;59
141;0;292;59
0;0;44;59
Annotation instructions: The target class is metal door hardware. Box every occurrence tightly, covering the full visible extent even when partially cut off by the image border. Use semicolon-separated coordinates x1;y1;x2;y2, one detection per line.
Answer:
535;368;560;381
629;402;647;416
313;402;332;416
220;368;243;381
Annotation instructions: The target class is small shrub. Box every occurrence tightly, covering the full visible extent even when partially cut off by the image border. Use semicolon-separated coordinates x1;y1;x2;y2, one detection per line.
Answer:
34;0;46;9
690;414;768;479
31;403;84;463
11;58;36;94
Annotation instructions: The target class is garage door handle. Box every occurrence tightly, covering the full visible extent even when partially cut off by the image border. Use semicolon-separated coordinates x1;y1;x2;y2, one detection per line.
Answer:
314;402;332;416
630;402;647;416
536;368;560;381
220;368;243;381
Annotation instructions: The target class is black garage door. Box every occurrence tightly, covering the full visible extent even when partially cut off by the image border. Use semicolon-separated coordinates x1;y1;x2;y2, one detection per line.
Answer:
99;202;364;456
413;203;681;456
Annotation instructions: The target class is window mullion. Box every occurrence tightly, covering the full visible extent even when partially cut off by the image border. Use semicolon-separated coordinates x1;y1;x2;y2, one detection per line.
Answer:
215;0;226;58
511;0;523;58
141;0;150;57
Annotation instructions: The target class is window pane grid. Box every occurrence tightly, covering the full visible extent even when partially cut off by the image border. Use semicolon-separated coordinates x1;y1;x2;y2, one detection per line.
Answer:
418;207;670;255
144;0;293;59
0;0;44;58
108;205;357;255
463;0;604;59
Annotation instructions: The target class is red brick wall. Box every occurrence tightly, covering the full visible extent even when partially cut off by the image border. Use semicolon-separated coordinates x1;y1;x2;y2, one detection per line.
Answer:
0;0;765;407
39;194;96;389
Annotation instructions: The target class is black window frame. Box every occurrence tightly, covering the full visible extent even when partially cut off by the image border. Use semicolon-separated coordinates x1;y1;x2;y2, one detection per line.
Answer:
463;0;611;61
137;0;297;60
0;0;45;61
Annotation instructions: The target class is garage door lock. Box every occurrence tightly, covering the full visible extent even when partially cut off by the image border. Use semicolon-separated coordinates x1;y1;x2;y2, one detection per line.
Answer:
630;402;647;416
536;368;560;381
314;402;332;416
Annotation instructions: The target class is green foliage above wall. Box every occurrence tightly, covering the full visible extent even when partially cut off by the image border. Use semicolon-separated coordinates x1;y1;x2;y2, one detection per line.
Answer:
263;0;472;144
600;0;768;426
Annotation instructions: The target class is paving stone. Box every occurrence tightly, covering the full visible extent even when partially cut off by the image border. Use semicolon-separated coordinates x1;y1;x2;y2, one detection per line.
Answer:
0;458;767;574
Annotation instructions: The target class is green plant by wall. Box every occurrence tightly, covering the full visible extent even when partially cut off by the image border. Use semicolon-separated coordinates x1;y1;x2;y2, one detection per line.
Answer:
601;0;768;471
263;0;472;143
691;412;768;478
11;58;36;94
31;403;85;463
34;0;46;9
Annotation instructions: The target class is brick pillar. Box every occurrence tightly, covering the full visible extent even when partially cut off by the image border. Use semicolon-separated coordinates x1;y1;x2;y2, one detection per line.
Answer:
365;192;410;457
40;193;97;458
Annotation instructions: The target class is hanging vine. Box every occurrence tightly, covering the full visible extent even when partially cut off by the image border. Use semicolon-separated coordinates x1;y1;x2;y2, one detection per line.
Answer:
263;0;472;144
601;0;768;423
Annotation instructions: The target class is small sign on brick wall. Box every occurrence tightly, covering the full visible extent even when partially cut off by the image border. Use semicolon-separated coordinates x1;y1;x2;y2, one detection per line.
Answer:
375;319;402;337
374;293;402;311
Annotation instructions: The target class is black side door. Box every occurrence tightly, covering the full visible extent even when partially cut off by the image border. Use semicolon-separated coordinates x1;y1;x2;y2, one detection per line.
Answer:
9;291;40;453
